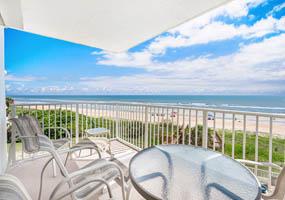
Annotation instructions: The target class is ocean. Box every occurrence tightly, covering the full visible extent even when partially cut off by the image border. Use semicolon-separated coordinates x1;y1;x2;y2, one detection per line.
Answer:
10;95;285;114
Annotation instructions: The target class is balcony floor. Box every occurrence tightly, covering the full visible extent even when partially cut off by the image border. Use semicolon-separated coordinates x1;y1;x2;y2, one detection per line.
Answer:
6;140;144;200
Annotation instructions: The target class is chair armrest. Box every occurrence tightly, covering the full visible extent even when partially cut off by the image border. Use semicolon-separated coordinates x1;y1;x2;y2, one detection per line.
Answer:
43;127;71;138
50;161;125;200
18;135;38;139
37;135;54;147
66;145;101;159
69;160;124;180
50;177;113;200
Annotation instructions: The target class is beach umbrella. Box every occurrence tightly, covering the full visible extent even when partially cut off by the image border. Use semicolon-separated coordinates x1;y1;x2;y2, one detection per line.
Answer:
0;0;231;173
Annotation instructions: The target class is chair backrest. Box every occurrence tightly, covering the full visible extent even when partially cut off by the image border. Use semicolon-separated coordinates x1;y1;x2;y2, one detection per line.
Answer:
10;116;69;175
22;115;44;136
267;166;285;200
0;174;32;200
9;117;40;154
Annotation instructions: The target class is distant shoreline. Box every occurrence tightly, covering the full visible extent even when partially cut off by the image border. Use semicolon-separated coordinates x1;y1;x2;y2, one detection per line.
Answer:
10;95;285;114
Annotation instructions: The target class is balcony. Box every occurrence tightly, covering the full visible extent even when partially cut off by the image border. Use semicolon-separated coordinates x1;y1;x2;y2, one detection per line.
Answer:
4;101;285;199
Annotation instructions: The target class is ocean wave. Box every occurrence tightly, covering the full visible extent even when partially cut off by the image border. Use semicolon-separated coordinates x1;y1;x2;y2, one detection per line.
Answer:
13;96;285;113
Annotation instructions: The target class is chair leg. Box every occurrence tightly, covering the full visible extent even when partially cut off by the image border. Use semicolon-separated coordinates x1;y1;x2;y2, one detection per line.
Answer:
52;159;57;177
38;158;53;200
64;152;70;166
126;180;133;200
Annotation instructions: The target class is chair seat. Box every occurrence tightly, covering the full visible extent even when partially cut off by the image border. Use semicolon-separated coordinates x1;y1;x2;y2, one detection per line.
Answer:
72;159;120;199
52;139;70;149
0;174;32;200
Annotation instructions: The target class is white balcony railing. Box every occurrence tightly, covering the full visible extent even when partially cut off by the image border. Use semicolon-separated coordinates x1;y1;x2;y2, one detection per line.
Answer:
8;101;285;185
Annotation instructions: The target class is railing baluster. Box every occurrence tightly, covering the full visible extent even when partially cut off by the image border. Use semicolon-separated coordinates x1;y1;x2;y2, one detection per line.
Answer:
213;112;216;150
101;105;103;129
121;105;123;140
54;105;57;140
157;107;160;144
81;104;84;138
131;106;134;145
153;107;156;145
85;104;88;132
171;108;174;144
21;106;24;116
70;104;73;146
144;105;149;148
75;104;79;144
195;110;198;146
222;112;225;154
48;105;51;139
35;105;38;119
60;105;62;139
166;108;169;144
135;106;138;147
255;115;259;174
232;114;235;158
182;108;185;145
242;114;246;159
108;105;111;133
65;104;68;131
122;105;125;140
149;106;153;146
161;108;165;144
188;109;191;145
176;108;179;144
41;105;44;130
105;104;107;129
269;116;273;187
202;110;208;148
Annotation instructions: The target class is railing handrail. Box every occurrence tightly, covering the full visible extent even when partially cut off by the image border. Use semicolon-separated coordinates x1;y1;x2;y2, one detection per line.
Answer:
12;101;285;118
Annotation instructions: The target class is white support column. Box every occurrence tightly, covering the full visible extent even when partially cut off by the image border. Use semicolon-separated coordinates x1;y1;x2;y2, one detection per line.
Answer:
0;26;7;174
115;104;119;139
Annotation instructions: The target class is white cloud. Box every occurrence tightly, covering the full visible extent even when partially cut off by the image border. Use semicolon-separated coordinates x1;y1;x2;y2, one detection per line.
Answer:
267;2;285;16
5;75;46;82
98;51;153;68
7;84;76;94
79;74;283;95
147;16;284;55
86;33;285;94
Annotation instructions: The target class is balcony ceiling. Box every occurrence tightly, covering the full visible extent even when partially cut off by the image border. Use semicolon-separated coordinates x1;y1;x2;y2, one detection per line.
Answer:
0;0;230;52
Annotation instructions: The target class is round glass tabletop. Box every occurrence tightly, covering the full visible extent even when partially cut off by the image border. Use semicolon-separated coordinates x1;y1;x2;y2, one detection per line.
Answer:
85;128;109;136
129;145;261;200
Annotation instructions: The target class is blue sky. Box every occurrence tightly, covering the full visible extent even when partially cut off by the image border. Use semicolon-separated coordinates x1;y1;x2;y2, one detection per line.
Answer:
5;0;285;95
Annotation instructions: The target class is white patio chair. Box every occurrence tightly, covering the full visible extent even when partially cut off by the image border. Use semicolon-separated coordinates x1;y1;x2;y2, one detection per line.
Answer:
0;174;32;200
24;115;71;150
237;159;285;200
25;115;102;160
9;117;126;200
0;173;114;200
8;116;100;178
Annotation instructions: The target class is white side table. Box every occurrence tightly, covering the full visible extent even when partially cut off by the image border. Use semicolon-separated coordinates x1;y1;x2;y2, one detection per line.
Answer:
85;128;112;155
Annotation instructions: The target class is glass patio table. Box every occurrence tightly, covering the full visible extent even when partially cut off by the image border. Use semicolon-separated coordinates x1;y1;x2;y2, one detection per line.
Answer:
84;128;112;154
129;145;261;200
